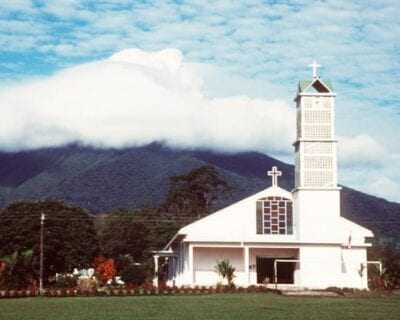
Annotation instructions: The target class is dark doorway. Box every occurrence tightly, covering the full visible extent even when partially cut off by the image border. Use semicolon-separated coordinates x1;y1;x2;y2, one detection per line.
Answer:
256;257;295;284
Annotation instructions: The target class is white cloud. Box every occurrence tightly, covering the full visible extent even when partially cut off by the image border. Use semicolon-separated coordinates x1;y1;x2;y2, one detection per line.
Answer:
338;134;385;168
0;0;35;14
337;135;400;202
0;0;399;202
0;48;294;155
40;0;84;19
339;153;400;203
365;175;400;202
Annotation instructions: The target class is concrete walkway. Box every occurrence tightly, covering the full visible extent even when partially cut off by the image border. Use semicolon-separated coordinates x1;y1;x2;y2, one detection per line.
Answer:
282;290;338;297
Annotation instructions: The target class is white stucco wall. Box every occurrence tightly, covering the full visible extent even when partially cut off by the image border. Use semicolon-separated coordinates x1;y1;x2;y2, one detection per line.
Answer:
299;246;342;288
293;189;342;243
180;186;294;243
163;182;372;289
193;247;244;286
340;247;368;289
170;243;369;289
298;245;368;289
176;246;304;287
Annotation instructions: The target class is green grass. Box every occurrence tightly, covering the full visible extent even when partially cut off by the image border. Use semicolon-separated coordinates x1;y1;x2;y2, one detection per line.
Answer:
0;293;399;320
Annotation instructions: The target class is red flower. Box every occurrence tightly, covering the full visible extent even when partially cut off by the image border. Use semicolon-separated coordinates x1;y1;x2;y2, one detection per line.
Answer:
92;256;117;282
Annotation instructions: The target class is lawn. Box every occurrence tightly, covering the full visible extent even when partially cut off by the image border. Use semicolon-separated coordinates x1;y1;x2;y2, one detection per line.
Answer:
0;293;399;320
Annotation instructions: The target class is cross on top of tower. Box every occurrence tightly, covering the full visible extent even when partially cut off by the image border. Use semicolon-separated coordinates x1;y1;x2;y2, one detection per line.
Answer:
308;60;321;78
268;166;282;187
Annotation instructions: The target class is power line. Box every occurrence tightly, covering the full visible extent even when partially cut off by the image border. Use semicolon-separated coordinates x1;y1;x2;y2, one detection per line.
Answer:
1;214;400;222
0;217;199;223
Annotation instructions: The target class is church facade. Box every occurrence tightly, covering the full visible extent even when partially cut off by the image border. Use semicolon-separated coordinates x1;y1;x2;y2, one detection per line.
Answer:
154;64;374;289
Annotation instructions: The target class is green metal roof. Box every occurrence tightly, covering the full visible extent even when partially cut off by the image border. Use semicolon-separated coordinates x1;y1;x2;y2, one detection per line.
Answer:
298;79;333;92
299;80;312;92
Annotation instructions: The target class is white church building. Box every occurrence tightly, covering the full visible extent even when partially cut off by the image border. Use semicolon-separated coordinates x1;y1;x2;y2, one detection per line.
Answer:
154;63;374;289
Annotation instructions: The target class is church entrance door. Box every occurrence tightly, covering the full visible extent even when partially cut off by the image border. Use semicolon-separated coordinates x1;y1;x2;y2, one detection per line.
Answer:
256;256;295;284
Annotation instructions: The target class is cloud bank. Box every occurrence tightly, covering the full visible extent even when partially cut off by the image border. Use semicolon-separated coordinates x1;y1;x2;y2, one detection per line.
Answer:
0;47;398;202
0;48;294;155
338;134;384;168
0;0;398;202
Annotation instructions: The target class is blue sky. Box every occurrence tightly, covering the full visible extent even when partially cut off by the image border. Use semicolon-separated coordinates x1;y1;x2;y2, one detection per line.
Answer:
0;0;399;202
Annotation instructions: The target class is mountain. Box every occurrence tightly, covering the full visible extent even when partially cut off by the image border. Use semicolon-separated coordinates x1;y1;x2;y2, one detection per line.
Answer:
0;142;399;245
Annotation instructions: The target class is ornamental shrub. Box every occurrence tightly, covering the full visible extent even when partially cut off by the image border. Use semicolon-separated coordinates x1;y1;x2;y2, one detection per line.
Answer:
77;278;98;294
53;273;79;288
92;256;117;284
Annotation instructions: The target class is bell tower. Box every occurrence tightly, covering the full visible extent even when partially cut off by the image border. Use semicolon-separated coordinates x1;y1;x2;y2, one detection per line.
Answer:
294;61;338;190
293;62;342;242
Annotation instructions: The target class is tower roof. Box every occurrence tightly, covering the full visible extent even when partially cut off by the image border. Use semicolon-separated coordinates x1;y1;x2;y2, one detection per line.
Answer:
298;78;333;93
297;61;334;94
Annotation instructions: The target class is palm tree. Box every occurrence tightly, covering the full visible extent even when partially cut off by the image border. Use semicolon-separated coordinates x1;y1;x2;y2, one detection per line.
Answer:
214;258;236;286
0;249;36;289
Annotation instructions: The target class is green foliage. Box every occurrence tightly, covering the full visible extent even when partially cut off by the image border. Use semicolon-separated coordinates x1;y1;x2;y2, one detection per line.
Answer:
0;249;36;289
0;144;399;246
114;254;146;285
0;200;99;281
214;258;236;286
161;165;232;218
121;267;147;285
98;206;182;278
99;208;149;261
111;165;234;277
53;273;79;289
136;207;183;255
368;244;400;289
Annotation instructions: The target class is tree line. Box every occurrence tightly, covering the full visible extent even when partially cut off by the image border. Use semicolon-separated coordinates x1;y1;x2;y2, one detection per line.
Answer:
1;164;399;290
0;165;231;289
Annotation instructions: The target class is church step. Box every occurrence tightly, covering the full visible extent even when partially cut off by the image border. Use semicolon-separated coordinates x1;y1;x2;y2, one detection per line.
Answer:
281;290;338;297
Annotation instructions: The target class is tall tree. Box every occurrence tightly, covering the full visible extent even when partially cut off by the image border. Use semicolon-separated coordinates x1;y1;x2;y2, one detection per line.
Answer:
98;206;179;261
98;206;179;282
97;166;231;279
99;208;149;262
0;200;99;282
160;165;232;219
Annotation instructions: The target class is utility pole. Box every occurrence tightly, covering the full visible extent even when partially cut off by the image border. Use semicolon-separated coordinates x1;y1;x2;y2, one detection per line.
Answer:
39;212;45;295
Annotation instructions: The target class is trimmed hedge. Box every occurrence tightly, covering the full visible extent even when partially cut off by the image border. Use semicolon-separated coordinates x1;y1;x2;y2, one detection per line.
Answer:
0;285;272;299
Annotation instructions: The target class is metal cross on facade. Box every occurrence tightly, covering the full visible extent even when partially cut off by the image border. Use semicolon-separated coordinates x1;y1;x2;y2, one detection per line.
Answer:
268;166;282;187
308;60;321;78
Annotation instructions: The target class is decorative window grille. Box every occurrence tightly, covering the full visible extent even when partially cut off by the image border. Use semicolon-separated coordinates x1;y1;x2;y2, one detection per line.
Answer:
256;197;293;235
304;125;332;138
312;97;323;107
304;142;332;154
304;156;333;169
304;98;312;109
304;171;333;187
297;88;336;189
323;97;331;109
304;111;331;123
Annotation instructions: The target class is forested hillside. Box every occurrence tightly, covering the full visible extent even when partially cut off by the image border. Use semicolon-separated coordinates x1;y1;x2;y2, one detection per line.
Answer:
0;142;399;244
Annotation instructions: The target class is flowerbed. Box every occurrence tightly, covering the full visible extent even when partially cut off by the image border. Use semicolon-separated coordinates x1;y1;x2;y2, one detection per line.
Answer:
0;285;271;299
